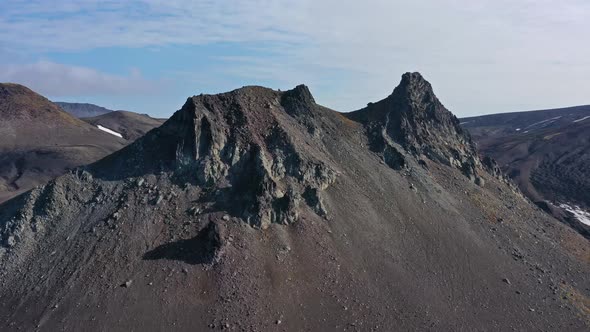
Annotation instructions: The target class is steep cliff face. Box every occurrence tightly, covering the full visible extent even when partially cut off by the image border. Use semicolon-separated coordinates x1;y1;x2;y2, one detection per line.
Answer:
347;72;482;182
87;85;337;229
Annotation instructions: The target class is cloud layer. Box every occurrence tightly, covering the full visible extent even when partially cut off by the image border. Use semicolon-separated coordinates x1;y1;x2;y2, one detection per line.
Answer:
1;0;589;115
0;61;155;97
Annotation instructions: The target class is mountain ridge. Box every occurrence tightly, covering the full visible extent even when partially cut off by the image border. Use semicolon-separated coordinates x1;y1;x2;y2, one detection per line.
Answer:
55;102;114;118
1;74;588;331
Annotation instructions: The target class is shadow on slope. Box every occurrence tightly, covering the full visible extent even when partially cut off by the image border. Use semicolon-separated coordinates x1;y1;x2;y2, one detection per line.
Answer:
142;222;221;265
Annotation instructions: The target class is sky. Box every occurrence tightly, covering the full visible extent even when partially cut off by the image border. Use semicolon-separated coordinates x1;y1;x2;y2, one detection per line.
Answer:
0;0;589;118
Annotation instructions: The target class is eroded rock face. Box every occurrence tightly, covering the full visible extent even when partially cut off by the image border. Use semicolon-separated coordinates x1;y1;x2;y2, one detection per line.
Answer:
109;86;336;229
347;72;483;182
481;156;503;179
0;86;339;256
175;88;337;228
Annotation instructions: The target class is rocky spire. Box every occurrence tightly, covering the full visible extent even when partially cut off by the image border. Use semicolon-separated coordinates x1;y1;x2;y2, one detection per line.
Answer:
347;72;482;182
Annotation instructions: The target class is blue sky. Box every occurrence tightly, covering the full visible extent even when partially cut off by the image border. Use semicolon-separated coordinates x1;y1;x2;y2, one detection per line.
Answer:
1;0;589;118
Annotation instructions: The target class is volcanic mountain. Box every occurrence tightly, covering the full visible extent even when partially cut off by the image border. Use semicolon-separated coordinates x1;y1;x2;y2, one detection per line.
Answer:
0;84;127;203
462;107;590;236
1;74;589;331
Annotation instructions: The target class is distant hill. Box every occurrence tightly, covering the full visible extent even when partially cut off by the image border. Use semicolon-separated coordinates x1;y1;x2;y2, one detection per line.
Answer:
55;102;113;118
0;84;127;203
82;110;165;141
461;106;590;235
461;105;590;142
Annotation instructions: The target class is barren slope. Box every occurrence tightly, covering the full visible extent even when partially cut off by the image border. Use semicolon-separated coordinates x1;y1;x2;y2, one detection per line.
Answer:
462;108;590;236
0;84;127;202
83;111;165;141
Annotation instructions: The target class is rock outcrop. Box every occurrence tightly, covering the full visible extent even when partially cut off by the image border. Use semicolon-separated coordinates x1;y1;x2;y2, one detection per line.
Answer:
347;72;483;182
90;86;336;229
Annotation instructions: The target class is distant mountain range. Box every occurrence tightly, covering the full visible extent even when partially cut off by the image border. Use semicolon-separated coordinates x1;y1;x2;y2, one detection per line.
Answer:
55;102;114;118
462;105;590;236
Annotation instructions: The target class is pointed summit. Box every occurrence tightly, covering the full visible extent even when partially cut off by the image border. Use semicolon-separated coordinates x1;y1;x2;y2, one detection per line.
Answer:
391;72;439;110
395;72;432;92
347;72;481;181
282;84;315;106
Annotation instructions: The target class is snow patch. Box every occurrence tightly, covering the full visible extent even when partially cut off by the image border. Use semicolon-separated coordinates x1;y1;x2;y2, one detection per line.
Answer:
515;128;521;131
573;116;590;123
524;116;562;129
459;121;470;125
559;203;590;226
97;125;123;138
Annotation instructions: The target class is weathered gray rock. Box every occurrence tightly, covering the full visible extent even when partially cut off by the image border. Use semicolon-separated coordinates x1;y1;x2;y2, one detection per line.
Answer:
347;72;485;182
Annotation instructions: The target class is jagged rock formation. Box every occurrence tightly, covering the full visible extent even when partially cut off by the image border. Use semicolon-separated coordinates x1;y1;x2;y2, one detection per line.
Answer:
347;73;482;182
90;85;337;229
0;75;589;331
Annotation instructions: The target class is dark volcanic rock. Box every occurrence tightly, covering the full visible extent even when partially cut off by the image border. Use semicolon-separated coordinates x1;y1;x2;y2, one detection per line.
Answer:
91;85;337;228
347;72;482;182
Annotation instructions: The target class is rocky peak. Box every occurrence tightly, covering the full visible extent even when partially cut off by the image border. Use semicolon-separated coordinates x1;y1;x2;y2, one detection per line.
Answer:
347;72;482;182
392;72;437;107
93;85;336;228
281;84;315;109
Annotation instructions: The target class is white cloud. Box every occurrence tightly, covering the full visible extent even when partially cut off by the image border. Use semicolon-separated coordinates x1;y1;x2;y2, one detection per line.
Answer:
1;0;590;115
0;61;156;97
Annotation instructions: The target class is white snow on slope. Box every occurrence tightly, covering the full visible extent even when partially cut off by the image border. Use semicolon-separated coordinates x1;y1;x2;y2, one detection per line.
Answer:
524;116;562;129
573;116;590;123
559;203;590;226
97;125;123;138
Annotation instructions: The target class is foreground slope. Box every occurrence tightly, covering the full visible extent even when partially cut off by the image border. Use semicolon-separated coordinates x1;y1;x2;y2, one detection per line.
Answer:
1;74;589;331
0;84;127;203
462;107;590;236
